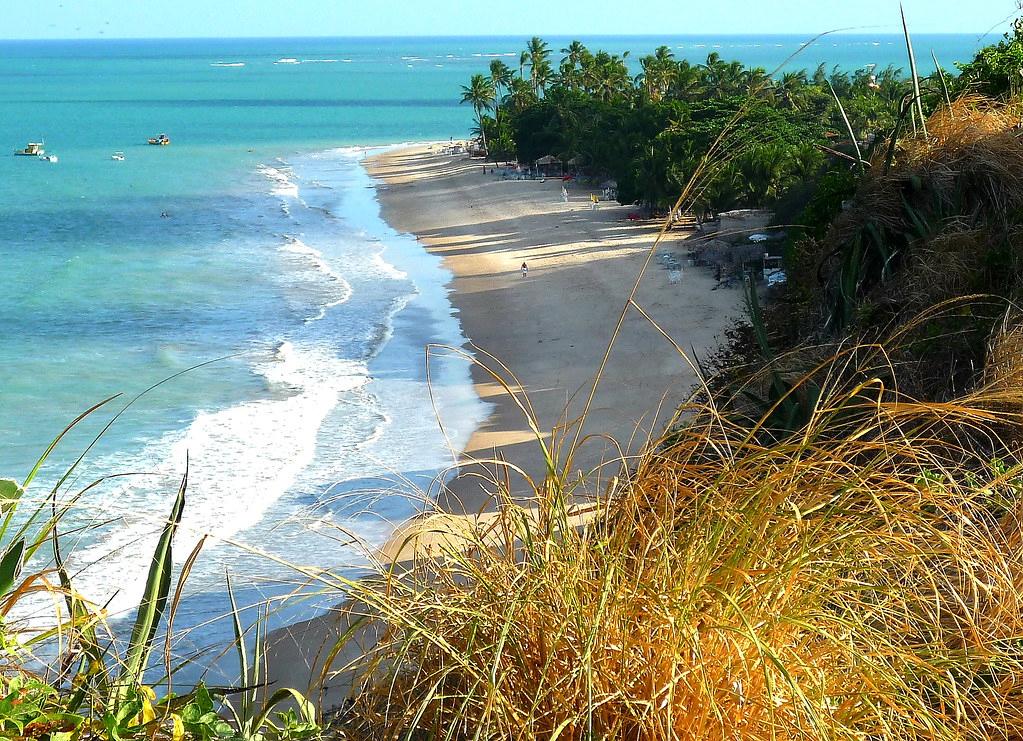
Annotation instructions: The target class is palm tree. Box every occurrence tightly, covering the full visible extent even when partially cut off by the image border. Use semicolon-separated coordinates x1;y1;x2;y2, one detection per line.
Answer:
525;36;552;95
669;59;704;100
738;144;790;204
700;53;744;98
489;59;513;128
777;70;809;109
639;45;675;100
743;66;774;100
503;76;535;112
585;50;631;102
561;40;587;68
559;40;589;90
460;73;495;155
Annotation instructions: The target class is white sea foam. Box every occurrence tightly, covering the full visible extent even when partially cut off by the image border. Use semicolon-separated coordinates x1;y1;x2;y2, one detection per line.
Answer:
371;248;408;280
257;163;300;198
472;53;516;58
280;236;354;322
302;59;339;63
21;145;489;641
211;61;245;67
275;57;300;65
68;342;370;618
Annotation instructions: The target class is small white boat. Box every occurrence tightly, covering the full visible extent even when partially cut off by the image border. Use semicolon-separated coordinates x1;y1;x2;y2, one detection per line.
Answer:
111;151;125;161
275;57;300;65
14;142;44;156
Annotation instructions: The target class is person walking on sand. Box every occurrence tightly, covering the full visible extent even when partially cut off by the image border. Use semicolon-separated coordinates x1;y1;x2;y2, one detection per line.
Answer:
521;261;528;278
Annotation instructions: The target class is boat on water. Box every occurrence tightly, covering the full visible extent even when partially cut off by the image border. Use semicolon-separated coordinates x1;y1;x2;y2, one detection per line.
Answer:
111;151;125;161
275;57;300;65
147;134;170;146
14;142;44;156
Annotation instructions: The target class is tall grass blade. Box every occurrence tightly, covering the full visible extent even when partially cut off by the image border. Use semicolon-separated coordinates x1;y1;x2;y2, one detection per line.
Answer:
115;459;187;704
225;571;250;725
931;51;952;108
826;79;864;173
901;3;928;137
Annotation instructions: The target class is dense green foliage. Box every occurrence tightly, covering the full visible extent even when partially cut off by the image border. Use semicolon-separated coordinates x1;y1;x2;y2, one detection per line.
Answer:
954;18;1023;98
460;39;920;211
704;24;1023;430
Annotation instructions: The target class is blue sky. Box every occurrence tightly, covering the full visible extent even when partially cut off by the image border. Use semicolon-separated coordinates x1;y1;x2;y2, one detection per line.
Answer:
4;0;1017;39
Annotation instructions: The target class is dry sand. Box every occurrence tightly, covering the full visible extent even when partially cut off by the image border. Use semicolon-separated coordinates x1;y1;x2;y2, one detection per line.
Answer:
367;144;741;524
265;143;744;707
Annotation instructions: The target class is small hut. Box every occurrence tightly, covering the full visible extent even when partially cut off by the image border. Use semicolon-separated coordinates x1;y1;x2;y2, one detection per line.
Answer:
534;154;562;177
566;155;586;175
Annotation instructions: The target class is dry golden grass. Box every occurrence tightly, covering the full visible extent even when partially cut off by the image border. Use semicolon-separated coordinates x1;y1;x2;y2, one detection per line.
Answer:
325;348;1023;739
311;95;1023;741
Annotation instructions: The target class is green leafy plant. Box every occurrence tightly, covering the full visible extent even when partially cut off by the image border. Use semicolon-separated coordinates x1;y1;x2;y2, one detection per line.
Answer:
0;675;82;740
217;573;319;741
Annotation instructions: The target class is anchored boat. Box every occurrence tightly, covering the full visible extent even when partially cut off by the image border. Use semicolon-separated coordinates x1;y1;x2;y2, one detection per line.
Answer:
14;142;44;156
147;134;170;145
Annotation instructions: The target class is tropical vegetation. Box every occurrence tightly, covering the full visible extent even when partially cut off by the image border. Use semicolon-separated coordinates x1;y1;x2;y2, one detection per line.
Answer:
458;36;957;213
11;17;1023;741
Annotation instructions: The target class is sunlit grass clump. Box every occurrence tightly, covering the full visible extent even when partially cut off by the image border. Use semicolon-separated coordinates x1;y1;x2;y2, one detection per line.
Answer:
333;357;1023;739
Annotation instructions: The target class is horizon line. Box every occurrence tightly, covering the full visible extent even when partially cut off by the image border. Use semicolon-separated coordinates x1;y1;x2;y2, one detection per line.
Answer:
0;30;995;43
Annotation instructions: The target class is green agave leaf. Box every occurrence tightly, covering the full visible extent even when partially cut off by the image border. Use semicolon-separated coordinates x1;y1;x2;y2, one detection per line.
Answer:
115;461;187;704
0;539;26;598
0;479;24;543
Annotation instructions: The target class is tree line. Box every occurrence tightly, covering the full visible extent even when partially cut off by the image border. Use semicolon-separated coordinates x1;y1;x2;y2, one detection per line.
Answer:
459;33;1019;214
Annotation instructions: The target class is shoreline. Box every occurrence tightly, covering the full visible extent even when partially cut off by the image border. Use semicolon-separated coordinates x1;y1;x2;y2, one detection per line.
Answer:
264;142;744;705
365;144;744;535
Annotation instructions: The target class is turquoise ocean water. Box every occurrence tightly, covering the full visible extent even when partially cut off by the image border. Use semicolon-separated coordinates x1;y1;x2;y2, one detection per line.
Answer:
0;33;990;674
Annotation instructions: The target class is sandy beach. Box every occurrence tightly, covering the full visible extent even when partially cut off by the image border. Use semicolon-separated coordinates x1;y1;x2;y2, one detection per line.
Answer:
265;144;744;705
367;144;742;520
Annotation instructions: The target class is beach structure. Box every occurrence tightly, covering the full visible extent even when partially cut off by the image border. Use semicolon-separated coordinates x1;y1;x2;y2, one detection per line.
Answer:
534;154;563;177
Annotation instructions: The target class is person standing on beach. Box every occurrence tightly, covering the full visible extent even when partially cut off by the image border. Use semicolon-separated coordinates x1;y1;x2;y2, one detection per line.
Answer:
521;262;528;278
